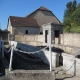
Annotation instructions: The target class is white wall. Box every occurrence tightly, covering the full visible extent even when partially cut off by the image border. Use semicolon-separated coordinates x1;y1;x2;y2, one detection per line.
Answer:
12;26;40;35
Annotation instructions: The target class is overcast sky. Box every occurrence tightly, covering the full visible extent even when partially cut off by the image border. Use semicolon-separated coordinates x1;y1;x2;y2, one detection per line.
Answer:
0;0;80;30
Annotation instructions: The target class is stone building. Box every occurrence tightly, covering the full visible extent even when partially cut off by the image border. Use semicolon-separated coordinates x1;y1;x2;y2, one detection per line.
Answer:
7;16;40;35
7;6;63;45
7;6;62;35
43;22;63;45
26;6;61;33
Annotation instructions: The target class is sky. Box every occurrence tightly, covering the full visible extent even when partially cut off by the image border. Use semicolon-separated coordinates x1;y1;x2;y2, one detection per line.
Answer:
0;0;80;30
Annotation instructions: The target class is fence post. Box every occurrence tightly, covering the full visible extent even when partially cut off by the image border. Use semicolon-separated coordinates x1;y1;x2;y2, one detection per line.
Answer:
9;45;14;71
49;29;52;72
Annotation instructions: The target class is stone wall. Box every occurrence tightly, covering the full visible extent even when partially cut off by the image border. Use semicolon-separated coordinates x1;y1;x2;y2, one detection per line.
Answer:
14;33;80;47
6;70;55;80
15;35;43;46
62;53;80;76
53;44;80;54
60;33;80;47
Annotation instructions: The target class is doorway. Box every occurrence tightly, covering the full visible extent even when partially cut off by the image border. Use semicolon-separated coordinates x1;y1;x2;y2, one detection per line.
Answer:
45;30;48;43
55;30;60;44
55;30;59;38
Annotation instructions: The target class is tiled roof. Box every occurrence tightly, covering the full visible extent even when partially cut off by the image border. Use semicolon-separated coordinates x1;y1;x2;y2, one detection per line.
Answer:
9;16;39;27
26;6;51;17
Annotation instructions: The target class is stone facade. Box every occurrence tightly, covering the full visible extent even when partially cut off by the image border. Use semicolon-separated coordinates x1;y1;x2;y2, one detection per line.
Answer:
42;22;63;46
12;22;63;46
27;10;60;33
8;6;61;34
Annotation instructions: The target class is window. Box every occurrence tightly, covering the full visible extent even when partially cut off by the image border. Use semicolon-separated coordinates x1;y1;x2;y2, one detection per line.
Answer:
25;30;28;34
55;30;59;38
40;32;43;34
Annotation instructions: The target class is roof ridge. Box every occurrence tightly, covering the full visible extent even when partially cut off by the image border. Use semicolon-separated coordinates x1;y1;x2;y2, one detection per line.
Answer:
38;6;50;11
26;6;51;18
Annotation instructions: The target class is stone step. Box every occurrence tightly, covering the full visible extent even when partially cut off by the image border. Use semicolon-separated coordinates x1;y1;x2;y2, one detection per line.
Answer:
6;70;55;80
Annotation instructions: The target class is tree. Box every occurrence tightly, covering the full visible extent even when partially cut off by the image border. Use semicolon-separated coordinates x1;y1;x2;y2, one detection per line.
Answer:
72;0;77;11
64;0;77;18
64;1;73;18
63;17;72;32
63;0;77;32
71;3;80;26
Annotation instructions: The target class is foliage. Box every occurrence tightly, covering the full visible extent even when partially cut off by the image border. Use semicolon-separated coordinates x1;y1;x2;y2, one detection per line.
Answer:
64;26;71;32
63;0;80;33
64;1;73;18
71;3;80;26
63;18;72;32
